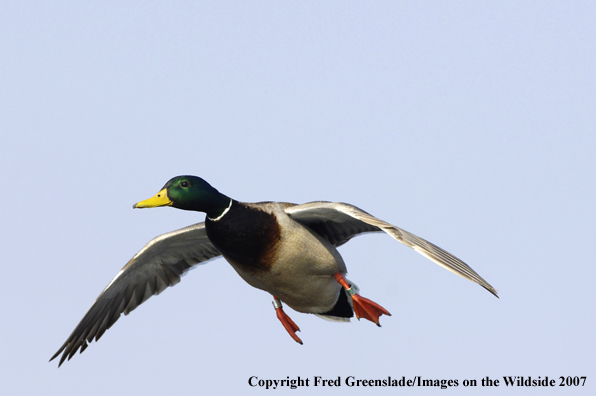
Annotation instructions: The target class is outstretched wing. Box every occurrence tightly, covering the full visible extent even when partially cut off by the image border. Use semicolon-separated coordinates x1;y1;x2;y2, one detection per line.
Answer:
50;222;221;366
285;201;498;298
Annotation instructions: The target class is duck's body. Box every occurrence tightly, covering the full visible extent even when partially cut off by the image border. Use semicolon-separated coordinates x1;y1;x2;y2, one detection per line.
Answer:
51;176;498;366
206;201;346;315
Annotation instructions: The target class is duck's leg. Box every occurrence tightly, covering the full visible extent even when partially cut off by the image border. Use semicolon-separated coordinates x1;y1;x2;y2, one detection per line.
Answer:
272;297;303;344
334;273;391;326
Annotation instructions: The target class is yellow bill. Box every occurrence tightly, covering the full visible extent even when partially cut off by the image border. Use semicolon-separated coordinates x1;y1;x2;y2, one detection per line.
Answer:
133;188;172;208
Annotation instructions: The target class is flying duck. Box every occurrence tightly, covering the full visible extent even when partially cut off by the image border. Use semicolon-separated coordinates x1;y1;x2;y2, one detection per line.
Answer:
51;175;497;366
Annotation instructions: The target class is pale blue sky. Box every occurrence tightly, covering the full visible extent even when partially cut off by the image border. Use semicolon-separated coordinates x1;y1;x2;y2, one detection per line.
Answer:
1;2;595;395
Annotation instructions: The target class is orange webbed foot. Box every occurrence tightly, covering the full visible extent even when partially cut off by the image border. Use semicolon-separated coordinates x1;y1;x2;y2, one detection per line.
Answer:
334;273;391;326
273;297;303;344
351;294;391;326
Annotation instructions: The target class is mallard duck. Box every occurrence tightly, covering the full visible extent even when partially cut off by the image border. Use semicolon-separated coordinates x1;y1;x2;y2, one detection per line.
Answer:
51;175;498;366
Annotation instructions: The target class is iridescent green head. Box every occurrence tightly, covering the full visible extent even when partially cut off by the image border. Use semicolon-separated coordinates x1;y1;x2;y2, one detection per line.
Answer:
134;175;231;218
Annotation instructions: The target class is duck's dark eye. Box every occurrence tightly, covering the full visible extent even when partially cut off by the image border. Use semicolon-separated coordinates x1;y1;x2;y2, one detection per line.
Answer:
180;181;189;188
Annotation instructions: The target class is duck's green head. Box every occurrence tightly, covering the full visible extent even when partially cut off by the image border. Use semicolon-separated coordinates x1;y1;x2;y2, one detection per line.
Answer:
133;175;231;218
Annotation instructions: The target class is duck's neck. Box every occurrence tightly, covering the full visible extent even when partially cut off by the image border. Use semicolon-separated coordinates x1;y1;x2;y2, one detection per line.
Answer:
181;182;232;219
207;197;233;221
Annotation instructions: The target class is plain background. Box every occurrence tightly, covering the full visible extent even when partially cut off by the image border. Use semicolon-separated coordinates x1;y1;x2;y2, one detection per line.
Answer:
1;1;594;395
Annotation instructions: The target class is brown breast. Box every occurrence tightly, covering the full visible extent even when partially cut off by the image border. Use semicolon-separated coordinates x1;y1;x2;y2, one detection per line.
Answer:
205;201;281;275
